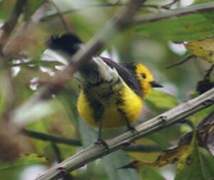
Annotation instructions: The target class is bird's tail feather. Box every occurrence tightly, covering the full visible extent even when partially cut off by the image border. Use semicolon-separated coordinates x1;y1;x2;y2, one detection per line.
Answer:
47;33;120;85
47;33;82;57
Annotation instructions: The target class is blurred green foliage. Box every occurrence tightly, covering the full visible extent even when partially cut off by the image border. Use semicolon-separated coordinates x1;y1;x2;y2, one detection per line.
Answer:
0;154;46;180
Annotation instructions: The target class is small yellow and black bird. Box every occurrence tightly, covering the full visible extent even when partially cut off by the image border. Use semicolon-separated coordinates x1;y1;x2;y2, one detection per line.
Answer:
48;33;162;143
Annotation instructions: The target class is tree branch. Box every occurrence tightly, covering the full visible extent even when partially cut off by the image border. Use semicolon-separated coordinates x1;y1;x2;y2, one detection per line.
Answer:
48;0;71;32
0;0;27;53
166;54;195;69
23;129;162;152
41;1;175;21
37;88;214;180
134;2;214;24
23;129;81;146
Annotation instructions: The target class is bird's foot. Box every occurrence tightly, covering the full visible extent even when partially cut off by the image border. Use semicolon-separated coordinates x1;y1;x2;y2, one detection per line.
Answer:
126;123;137;133
57;167;69;178
95;138;110;151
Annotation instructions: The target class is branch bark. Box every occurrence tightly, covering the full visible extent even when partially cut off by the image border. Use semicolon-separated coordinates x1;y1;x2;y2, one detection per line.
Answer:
0;0;27;53
23;129;162;152
134;2;214;24
37;88;214;180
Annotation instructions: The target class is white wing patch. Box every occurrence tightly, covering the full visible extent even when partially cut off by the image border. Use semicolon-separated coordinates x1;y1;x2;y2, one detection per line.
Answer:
93;57;121;83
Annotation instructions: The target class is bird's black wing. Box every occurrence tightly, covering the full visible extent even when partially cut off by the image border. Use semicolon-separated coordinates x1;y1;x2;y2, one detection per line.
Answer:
47;33;142;96
100;57;142;96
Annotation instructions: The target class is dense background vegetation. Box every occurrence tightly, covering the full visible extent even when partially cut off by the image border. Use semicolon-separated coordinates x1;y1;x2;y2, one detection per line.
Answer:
0;0;213;179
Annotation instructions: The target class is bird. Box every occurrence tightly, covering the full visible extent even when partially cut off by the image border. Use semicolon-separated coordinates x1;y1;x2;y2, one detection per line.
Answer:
47;33;162;143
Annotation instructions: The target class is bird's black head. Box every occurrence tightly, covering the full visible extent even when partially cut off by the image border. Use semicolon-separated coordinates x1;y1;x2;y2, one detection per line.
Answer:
47;33;83;56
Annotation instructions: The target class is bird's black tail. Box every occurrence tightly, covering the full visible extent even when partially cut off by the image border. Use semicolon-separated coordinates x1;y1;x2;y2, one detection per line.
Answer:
47;33;109;85
47;33;141;95
47;33;83;56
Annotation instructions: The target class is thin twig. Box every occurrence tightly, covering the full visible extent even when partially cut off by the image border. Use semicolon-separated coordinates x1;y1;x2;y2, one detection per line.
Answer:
166;54;194;69
48;0;71;32
0;0;28;124
134;2;214;24
51;142;74;180
23;129;161;152
204;64;214;80
42;1;183;22
51;142;63;162
0;0;27;53
37;88;214;180
123;144;162;152
9;60;62;67
23;129;81;146
162;0;179;9
41;2;173;22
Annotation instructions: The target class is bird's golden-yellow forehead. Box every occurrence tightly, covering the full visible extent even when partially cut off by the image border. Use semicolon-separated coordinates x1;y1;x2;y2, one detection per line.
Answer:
135;64;154;82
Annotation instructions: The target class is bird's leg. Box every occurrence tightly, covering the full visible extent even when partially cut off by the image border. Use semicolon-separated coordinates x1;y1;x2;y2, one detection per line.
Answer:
97;119;103;142
117;107;137;132
124;117;137;132
57;167;69;179
95;120;109;150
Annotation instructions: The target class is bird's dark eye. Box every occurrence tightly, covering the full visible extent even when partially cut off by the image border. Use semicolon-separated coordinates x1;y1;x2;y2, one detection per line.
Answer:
141;73;146;79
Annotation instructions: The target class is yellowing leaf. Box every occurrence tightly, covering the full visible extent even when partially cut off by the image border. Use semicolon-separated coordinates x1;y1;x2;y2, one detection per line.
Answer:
128;139;161;164
175;138;214;180
119;161;165;180
185;38;214;63
155;144;191;167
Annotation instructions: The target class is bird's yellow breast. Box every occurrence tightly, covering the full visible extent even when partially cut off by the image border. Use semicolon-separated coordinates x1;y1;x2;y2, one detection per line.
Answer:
77;84;143;128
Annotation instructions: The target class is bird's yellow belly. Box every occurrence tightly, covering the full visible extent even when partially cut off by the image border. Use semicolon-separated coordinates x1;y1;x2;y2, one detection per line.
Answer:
77;85;143;128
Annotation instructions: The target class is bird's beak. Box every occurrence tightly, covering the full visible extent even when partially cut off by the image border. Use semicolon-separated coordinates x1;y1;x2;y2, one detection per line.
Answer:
150;81;163;88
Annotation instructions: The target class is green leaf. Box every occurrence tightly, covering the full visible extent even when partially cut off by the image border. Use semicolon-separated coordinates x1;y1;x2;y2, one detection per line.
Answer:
24;0;45;18
0;154;46;170
0;86;6;116
195;0;214;3
0;154;46;179
148;125;182;149
145;89;178;113
102;151;139;180
79;120;139;180
190;105;214;125
0;0;15;19
136;11;214;41
144;89;181;149
140;165;165;180
175;139;214;180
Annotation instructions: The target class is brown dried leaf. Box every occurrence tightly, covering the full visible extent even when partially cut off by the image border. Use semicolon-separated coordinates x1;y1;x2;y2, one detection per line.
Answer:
185;38;214;63
197;111;214;155
3;22;47;58
127;112;214;168
0;123;31;162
